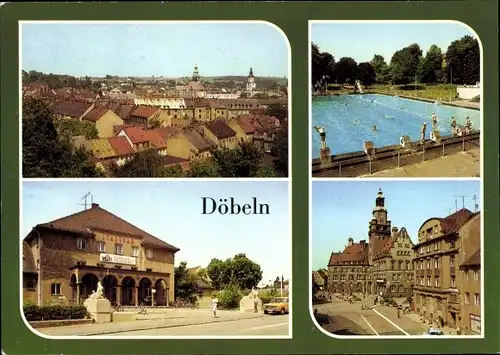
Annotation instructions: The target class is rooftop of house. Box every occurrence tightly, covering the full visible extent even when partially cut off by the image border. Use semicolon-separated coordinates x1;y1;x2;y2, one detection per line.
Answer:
30;203;179;251
460;249;481;268
328;238;368;266
82;108;110;122
205;119;236;140
130;105;160;119
51;101;93;118
108;136;135;156
181;127;216;152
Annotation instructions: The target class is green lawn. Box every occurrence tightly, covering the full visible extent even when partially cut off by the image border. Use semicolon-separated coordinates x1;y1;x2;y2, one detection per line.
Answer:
369;84;458;102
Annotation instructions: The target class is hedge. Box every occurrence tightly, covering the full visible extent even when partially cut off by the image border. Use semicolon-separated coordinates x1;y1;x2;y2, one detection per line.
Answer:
23;302;90;321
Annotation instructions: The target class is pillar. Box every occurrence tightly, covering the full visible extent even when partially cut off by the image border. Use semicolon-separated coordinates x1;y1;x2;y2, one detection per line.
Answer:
135;285;139;306
151;287;156;306
116;285;122;306
76;282;81;305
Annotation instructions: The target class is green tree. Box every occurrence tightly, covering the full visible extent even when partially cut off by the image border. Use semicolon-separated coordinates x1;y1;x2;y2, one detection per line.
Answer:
334;57;358;85
356;62;376;87
206;254;263;290
254;165;278;177
22;97;101;177
174;262;199;305
445;35;480;85
148;116;163;129
390;43;423;85
264;103;288;120
163;164;186;177
111;150;167;177
55;118;99;139
211;141;266;177
370;54;390;84
418;45;444;83
187;158;221;177
271;123;288;177
311;43;336;89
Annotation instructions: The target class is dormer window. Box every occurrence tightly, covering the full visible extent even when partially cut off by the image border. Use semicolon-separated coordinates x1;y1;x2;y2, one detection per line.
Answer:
146;248;154;259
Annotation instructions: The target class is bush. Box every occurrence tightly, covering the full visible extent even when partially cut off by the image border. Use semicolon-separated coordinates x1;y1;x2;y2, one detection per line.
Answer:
216;285;243;310
23;302;89;321
258;288;279;304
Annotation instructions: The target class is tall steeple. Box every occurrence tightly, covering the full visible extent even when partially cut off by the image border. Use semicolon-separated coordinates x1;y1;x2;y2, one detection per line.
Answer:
249;67;254;78
192;64;200;82
246;67;256;92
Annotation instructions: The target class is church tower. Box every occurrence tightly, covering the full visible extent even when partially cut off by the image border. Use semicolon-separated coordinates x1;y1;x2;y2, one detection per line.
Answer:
192;64;200;82
368;189;392;264
246;67;256;91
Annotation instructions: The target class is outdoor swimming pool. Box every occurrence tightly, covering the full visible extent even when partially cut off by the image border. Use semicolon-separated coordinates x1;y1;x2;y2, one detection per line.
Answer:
311;94;480;158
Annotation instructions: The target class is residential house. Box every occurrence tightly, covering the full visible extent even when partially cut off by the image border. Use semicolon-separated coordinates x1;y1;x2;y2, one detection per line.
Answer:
252;115;281;152
227;114;255;143
124;106;161;128
412;208;479;329
187;266;214;308
81;108;124;138
23;203;180;306
118;126;167;155
166;127;215;161
226;99;260;119
203;120;238;150
23;241;38;304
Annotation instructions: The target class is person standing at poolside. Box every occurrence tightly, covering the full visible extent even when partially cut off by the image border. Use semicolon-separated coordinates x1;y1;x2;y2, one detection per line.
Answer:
211;294;219;317
314;125;327;150
431;112;438;129
451;116;457;135
420;122;427;143
465;116;472;134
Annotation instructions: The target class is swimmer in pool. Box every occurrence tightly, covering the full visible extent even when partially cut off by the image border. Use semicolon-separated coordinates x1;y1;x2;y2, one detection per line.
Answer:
372;125;377;132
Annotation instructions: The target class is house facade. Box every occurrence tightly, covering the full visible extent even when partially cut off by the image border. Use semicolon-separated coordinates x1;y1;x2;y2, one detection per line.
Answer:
23;203;179;306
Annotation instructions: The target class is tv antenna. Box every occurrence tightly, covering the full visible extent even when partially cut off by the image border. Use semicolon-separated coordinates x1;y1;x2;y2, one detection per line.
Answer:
453;195;466;211
78;192;94;210
472;194;479;212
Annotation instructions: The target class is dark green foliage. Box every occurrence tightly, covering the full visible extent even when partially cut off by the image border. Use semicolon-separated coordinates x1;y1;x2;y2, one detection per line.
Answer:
111;150;168;177
23;302;89;321
22;97;102;177
215;285;244;310
174;262;199;305
206;253;263;290
445;35;480;85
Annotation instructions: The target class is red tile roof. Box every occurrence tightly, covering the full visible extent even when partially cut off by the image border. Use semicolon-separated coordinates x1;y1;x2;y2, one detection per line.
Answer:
237;115;256;134
182;127;215;152
120;127;166;149
82;108;109;122
35;204;179;251
438;208;474;235
151;127;178;142
130;105;160;119
328;240;368;265
108;136;135;156
205;119;236;140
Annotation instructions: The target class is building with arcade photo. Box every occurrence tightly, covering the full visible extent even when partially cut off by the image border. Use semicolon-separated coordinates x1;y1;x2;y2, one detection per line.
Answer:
22;202;179;307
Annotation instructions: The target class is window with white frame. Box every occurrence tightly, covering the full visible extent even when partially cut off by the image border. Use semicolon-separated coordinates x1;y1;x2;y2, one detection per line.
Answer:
464;292;470;305
474;293;480;306
470;314;481;334
132;246;139;257
473;270;479;280
115;243;123;255
51;283;61;295
146;248;154;259
95;241;106;253
76;238;87;250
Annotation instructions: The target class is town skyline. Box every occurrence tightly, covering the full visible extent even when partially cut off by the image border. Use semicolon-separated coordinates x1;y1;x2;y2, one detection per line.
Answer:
311;22;476;63
22;180;291;286
21;22;289;78
311;180;481;271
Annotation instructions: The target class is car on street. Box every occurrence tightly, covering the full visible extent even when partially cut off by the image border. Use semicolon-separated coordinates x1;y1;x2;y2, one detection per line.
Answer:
422;328;444;336
263;297;289;315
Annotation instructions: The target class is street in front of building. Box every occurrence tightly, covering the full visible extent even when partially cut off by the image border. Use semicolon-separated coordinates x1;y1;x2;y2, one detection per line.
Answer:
36;309;289;337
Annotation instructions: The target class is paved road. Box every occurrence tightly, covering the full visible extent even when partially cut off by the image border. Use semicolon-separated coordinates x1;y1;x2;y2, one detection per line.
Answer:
314;298;427;336
114;315;289;336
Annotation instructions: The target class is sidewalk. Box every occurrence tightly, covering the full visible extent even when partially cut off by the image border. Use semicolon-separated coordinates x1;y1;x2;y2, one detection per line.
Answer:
36;310;266;336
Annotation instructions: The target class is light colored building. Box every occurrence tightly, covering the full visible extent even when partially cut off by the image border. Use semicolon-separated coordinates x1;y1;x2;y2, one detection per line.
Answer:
412;209;480;329
166;127;215;161
23;203;180;306
81;108;124;138
203;120;238;150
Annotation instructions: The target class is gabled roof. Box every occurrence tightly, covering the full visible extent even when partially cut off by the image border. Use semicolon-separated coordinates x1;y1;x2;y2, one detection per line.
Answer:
34;203;179;251
130;105;160;119
82;108;109;122
438;209;475;235
108;136;135;156
51;101;92;118
328;240;368;265
236;115;256;134
205;120;236;140
181;127;215;152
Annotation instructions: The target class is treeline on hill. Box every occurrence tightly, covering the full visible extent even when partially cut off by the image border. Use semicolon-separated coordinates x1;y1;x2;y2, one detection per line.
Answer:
22;97;288;178
312;35;480;88
22;70;101;90
174;254;267;309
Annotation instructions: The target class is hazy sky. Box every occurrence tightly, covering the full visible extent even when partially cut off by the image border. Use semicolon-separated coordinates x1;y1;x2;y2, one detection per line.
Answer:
21;22;289;77
311;180;481;270
311;22;476;64
22;181;291;285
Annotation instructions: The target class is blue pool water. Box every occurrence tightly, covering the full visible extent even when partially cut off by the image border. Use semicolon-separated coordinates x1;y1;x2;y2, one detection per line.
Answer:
311;94;480;158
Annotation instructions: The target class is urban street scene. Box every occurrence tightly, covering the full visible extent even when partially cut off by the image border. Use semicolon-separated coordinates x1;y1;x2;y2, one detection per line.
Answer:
310;22;481;178
21;22;289;178
311;180;482;337
22;181;291;337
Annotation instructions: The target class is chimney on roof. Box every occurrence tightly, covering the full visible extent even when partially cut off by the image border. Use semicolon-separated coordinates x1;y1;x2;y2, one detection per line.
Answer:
348;237;354;246
91;203;99;208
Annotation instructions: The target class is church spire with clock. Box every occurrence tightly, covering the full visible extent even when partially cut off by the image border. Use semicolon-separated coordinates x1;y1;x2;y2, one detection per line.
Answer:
192;64;200;82
246;67;256;91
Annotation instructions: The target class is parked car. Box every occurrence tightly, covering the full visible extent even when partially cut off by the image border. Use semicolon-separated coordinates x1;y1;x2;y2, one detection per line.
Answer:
263;297;289;315
422;328;444;336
